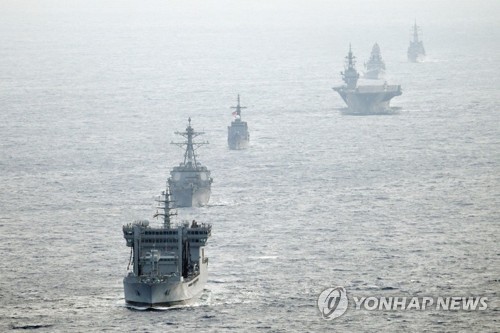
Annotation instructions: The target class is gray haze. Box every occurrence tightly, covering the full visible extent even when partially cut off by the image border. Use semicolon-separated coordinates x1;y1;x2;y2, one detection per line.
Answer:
0;0;499;332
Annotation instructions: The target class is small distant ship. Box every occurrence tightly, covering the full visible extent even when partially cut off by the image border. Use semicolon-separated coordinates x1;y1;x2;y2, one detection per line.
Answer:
168;118;213;207
364;43;386;79
408;21;426;62
333;45;402;115
227;95;250;150
123;187;211;307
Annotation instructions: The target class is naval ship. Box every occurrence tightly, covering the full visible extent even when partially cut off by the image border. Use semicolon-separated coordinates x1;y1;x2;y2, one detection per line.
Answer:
227;95;250;150
364;43;386;79
168;118;213;207
408;21;426;62
123;187;211;307
333;45;402;115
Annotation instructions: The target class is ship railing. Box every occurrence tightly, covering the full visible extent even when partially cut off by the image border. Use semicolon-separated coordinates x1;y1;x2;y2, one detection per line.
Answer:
140;272;179;284
123;220;211;233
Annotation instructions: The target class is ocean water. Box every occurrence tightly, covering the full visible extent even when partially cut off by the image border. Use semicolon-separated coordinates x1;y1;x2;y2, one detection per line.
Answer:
0;0;499;331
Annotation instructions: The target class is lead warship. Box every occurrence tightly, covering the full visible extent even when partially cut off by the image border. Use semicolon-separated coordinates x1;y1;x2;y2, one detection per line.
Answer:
333;45;402;115
227;95;250;150
408;21;426;62
168;118;213;207
364;43;386;79
122;187;211;307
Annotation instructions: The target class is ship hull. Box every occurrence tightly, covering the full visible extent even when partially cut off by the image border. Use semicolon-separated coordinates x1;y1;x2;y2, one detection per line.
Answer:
408;43;425;62
168;184;211;208
228;123;249;150
408;53;425;63
363;68;385;80
228;137;249;150
124;261;208;307
333;86;401;115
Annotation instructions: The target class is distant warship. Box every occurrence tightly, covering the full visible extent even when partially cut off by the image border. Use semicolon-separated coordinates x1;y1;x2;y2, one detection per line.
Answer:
168;118;213;207
408;21;426;62
227;95;250;150
364;43;386;79
123;187;211;307
333;45;402;115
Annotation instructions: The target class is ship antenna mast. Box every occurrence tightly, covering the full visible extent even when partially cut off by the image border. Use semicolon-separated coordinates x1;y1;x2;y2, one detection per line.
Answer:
230;94;247;119
154;187;177;228
171;117;209;167
412;20;420;42
346;43;356;69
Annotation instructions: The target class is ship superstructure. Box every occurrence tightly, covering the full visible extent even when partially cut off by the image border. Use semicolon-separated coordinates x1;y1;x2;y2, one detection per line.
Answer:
123;188;211;307
408;21;426;62
364;43;386;79
227;95;250;150
333;45;402;115
168;118;213;207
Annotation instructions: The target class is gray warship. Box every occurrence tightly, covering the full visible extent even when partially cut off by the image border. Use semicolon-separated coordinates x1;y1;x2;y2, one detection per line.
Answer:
333;45;402;115
227;95;250;150
123;187;211;307
364;43;386;79
408;21;425;62
168;118;213;207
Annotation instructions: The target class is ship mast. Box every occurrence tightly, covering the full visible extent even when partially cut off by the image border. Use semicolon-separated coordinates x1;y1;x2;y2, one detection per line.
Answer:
346;44;356;69
371;43;381;61
231;94;246;120
412;20;420;43
154;187;177;228
171;118;208;168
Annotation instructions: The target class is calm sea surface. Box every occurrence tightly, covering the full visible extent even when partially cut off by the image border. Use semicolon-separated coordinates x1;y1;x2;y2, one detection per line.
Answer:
0;1;499;332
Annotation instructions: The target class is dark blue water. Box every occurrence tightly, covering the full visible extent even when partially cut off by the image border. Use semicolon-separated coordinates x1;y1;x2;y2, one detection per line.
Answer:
1;0;498;331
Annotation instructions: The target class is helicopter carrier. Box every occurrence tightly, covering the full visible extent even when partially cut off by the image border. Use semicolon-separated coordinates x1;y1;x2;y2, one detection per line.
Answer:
168;118;213;207
408;21;426;62
227;95;250;150
122;187;212;308
333;45;402;115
